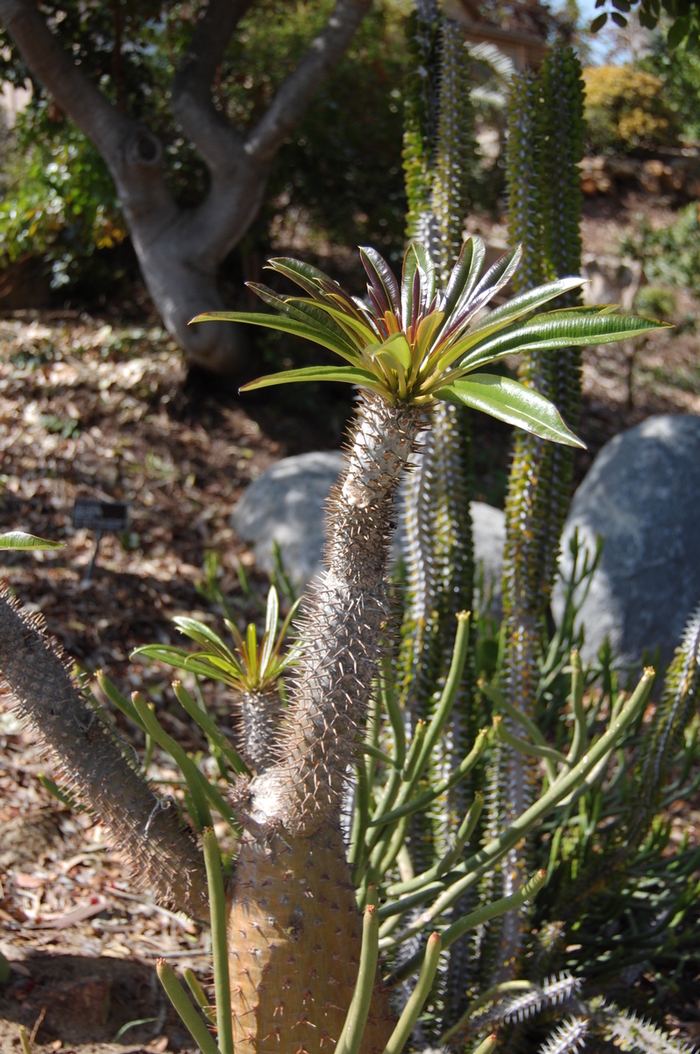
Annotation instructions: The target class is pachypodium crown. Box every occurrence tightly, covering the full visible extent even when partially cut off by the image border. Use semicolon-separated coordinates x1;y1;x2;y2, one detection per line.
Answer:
194;236;666;445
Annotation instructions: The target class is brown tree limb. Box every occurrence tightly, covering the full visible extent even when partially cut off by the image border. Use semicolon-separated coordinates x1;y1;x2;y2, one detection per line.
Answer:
244;0;372;164
171;0;255;172
0;586;209;922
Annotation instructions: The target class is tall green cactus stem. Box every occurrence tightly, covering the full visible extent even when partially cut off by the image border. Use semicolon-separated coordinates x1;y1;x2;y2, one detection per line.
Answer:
431;18;474;282
402;7;478;1025
0;586;209;921
403;0;440;247
493;44;585;981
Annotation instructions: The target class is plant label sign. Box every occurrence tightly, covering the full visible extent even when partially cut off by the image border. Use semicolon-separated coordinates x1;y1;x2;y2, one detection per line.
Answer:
72;499;129;533
72;499;129;583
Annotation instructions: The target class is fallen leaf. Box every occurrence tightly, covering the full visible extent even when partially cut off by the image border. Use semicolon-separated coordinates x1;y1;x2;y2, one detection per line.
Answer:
33;898;109;929
15;873;45;889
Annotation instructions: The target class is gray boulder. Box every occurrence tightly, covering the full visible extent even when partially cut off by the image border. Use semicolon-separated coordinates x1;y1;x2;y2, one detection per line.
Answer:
231;450;505;597
231;451;345;587
553;414;700;668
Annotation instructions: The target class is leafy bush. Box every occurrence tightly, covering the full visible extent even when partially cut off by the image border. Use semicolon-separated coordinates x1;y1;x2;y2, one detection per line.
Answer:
0;0;408;294
583;65;681;154
0;108;127;288
622;202;700;293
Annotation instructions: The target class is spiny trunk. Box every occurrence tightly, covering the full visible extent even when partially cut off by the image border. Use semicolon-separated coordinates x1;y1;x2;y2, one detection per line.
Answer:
237;686;282;773
227;824;394;1054
246;394;427;836
0;586;209;921
225;395;426;1049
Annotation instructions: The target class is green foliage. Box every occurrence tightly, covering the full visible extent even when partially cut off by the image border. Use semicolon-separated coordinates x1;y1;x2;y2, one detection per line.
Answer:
134;586;301;692
583;66;681;155
0;0;408;288
0;531;63;550
0;112;125;287
204;238;663;438
588;0;700;50
643;38;700;141
622;203;700;295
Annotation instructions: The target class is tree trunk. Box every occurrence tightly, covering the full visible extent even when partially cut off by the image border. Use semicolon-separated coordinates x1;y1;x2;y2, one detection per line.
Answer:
0;0;371;377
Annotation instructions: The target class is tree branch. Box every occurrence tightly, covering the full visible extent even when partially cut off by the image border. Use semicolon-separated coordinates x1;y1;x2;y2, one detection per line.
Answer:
171;0;255;173
245;0;372;164
0;0;130;164
0;0;177;223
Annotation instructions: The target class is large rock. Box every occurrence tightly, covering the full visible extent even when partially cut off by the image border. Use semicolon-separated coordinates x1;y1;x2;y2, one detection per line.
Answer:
553;415;700;668
231;450;505;597
231;451;345;587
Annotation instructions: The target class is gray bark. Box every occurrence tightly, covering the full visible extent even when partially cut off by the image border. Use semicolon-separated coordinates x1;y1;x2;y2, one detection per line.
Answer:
0;0;371;376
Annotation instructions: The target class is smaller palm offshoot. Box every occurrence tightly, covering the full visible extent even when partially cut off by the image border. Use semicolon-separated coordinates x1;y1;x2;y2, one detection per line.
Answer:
193;236;666;446
134;587;301;773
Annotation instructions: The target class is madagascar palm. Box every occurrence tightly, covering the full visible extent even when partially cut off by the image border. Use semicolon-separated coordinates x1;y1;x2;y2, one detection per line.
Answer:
181;238;664;1051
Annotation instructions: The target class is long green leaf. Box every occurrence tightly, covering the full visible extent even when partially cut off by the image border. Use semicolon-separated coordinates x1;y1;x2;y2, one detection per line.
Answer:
247;284;359;356
173;617;237;661
359;246;401;315
447;235;485;316
432;277;587;373
458;311;670;370
401;244;420;327
437;375;584;447
456;244;521;319
0;531;64;550
189;310;364;363
266;256;337;297
240;365;385;393
467;275;586;332
441;238;477;318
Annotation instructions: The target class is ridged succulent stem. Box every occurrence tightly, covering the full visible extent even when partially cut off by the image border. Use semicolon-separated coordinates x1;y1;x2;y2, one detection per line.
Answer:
0;585;209;921
492;44;585;982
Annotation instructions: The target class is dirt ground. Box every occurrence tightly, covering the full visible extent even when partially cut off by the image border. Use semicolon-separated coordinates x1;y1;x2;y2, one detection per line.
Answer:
2;201;700;1053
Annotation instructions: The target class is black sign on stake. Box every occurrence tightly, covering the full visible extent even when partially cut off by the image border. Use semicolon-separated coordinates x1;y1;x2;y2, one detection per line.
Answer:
72;499;129;584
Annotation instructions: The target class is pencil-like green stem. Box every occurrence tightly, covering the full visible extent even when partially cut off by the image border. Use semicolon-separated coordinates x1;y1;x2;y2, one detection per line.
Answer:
382;932;442;1054
157;960;221;1054
336;886;380;1054
183;968;215;1024
383;670;654;953
390;871;546;980
494;716;568;773
412;612;471;780
173;681;250;776
203;829;233;1054
566;650;587;765
440;981;535;1045
387;791;484;896
132;692;212;831
370;727;489;829
441;869;547;949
